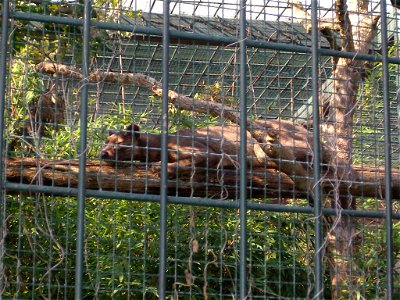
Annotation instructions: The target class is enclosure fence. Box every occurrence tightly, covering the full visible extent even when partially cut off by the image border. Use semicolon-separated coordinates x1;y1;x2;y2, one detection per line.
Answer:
0;0;399;299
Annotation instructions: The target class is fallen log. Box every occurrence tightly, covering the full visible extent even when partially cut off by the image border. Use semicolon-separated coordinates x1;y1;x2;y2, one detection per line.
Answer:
4;157;399;200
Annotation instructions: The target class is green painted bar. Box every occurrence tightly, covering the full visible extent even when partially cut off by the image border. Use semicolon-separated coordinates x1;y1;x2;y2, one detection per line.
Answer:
11;10;400;64
74;1;91;299
239;1;248;298
5;182;400;220
380;1;394;298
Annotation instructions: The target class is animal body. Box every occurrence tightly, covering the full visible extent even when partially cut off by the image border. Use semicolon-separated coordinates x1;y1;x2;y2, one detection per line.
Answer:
100;124;268;176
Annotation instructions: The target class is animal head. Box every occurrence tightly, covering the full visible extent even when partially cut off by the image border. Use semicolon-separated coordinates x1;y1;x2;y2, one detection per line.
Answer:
100;124;141;161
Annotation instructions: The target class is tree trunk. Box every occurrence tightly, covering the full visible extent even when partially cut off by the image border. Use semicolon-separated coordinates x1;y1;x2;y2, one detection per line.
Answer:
290;0;380;297
321;1;379;298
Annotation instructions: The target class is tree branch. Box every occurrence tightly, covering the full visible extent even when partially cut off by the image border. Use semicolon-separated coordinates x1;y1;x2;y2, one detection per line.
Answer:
335;0;355;52
288;1;341;32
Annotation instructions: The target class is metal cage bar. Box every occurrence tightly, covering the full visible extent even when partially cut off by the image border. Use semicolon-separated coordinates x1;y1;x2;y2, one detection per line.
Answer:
0;0;10;295
74;1;92;298
239;1;248;298
5;181;400;219
311;0;323;298
380;0;394;297
158;0;171;297
11;10;400;64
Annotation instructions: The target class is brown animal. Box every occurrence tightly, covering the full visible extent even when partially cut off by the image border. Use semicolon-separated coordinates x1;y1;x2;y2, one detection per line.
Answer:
100;124;269;176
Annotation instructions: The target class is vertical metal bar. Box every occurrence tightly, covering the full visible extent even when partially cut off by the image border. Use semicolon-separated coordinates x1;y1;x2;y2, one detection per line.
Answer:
158;0;170;298
0;0;9;297
239;1;248;298
311;0;323;298
380;1;393;298
74;1;91;299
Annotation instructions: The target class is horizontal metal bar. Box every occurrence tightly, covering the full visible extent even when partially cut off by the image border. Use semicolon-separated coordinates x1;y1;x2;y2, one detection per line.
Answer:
10;10;400;65
5;182;235;207
5;182;400;219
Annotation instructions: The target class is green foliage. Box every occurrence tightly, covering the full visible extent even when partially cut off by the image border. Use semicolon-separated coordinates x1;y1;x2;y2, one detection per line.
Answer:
147;93;220;132
12;0;142;65
4;196;314;298
7;56;43;155
10;59;42;107
353;44;399;165
194;81;237;107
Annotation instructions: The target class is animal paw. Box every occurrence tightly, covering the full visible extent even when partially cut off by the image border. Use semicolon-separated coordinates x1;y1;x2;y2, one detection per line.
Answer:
150;164;162;175
150;163;178;179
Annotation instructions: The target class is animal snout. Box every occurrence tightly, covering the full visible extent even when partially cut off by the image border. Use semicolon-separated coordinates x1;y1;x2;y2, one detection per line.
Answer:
100;151;111;159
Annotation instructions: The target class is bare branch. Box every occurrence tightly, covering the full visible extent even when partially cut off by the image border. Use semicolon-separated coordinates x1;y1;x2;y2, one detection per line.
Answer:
288;0;340;32
357;0;370;14
335;0;355;52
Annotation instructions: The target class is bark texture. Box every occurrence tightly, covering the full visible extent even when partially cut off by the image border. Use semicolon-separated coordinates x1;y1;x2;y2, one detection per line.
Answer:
5;157;400;200
290;1;381;298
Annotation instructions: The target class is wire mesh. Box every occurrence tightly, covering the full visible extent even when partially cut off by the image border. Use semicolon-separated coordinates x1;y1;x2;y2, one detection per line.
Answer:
0;0;399;299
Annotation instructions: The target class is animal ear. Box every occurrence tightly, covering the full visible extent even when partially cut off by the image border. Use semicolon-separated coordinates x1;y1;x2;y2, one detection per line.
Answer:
133;124;140;139
125;124;134;132
125;124;140;131
125;124;140;139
